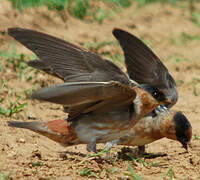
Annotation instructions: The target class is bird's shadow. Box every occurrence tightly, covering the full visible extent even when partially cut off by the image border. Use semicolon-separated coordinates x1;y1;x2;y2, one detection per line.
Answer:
117;147;167;161
58;150;108;163
58;147;167;163
58;150;87;160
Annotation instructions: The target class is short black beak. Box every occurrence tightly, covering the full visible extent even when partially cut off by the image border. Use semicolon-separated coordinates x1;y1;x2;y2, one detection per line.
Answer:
181;142;188;151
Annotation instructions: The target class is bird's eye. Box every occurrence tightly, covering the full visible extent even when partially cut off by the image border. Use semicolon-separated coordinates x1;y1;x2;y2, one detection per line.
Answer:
151;89;166;102
140;84;166;101
152;89;160;99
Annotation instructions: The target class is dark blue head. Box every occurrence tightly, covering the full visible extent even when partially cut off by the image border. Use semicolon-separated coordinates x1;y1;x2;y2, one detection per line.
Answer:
173;112;192;150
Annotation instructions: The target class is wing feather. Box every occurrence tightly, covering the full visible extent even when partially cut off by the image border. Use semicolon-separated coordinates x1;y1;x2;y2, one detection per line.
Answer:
113;28;178;107
32;81;136;120
8;28;130;85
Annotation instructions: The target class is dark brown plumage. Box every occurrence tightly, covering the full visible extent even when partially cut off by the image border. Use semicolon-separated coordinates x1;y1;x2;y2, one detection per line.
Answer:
113;28;178;108
7;27;169;153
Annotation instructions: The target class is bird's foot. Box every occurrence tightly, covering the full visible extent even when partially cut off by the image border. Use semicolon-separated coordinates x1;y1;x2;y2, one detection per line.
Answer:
105;139;119;159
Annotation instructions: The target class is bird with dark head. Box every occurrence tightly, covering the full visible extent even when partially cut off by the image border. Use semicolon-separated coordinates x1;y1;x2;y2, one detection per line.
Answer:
7;27;169;153
112;28;178;108
173;112;192;150
105;29;192;154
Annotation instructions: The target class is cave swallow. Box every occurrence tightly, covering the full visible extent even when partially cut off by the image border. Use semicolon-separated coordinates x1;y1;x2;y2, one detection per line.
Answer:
7;28;172;153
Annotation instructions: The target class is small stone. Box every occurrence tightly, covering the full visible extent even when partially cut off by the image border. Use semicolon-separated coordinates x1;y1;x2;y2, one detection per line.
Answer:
7;150;17;158
18;138;25;143
31;149;42;159
189;157;200;166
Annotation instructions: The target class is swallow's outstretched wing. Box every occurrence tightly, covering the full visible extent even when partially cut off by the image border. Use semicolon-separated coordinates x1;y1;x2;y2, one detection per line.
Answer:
113;29;178;107
8;28;140;120
31;81;136;119
8;28;130;85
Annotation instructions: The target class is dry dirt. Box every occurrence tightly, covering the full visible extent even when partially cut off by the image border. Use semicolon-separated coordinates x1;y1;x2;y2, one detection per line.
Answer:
0;1;200;179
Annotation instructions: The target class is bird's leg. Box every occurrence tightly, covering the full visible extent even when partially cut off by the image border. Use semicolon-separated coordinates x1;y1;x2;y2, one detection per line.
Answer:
138;145;146;155
105;139;119;151
105;139;119;159
87;137;98;153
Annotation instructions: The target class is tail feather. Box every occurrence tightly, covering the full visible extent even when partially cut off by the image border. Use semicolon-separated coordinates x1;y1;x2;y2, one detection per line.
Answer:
8;121;47;132
8;120;77;146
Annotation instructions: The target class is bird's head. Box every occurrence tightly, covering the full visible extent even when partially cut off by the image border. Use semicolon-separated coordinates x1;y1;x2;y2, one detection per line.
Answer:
161;111;192;151
173;112;192;150
139;84;173;106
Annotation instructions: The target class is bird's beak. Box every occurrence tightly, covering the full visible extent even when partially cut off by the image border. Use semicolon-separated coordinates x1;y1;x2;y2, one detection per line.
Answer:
181;142;188;151
164;97;172;105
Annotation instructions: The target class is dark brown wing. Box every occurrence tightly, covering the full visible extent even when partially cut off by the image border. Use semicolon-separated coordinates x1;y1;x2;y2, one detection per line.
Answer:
113;28;178;107
31;81;137;120
8;28;130;85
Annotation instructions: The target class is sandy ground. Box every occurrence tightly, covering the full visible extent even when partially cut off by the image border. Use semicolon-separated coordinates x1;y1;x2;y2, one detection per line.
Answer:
0;1;200;179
